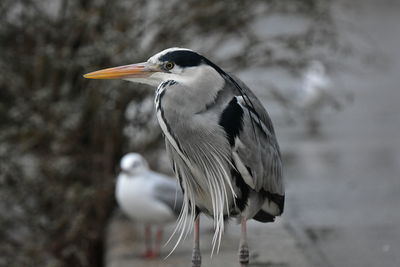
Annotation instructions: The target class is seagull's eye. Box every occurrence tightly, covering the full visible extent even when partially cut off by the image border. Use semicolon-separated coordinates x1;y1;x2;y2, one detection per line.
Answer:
165;62;175;70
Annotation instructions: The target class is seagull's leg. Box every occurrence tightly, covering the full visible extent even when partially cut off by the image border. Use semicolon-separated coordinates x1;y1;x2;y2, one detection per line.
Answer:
154;227;163;257
238;217;249;266
143;224;154;258
192;216;202;267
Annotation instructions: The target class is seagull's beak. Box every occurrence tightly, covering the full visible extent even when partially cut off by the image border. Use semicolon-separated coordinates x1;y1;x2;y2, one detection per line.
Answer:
83;62;158;80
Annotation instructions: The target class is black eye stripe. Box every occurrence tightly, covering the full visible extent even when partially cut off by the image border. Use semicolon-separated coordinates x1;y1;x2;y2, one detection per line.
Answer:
160;50;204;67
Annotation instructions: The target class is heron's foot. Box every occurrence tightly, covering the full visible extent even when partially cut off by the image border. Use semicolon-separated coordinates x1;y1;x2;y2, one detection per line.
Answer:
191;247;202;267
238;243;249;265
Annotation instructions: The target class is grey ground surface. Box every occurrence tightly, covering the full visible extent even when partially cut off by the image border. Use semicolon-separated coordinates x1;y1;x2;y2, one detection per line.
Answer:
104;1;400;267
280;1;400;267
105;212;317;267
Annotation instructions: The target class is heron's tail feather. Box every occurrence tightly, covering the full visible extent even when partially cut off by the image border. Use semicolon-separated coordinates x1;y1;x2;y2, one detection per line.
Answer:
253;210;275;223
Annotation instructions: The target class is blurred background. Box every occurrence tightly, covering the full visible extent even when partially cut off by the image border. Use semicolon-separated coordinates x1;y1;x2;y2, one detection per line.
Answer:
0;0;399;267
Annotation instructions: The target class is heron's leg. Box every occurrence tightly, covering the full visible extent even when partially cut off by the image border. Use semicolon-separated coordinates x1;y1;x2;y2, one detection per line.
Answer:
192;216;202;267
238;218;249;266
154;227;163;257
143;224;154;258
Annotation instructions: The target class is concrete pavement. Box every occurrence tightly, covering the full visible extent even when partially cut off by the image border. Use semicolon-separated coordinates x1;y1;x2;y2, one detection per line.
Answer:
279;1;400;267
104;211;322;267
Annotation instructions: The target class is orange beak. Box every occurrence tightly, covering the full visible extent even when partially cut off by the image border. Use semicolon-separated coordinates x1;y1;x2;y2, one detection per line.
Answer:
83;62;157;80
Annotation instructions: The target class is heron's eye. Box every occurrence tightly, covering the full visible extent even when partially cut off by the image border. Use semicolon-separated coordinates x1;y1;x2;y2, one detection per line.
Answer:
165;62;174;70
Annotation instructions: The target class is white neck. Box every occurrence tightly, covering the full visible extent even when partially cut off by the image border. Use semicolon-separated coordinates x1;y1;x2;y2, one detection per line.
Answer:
159;65;225;114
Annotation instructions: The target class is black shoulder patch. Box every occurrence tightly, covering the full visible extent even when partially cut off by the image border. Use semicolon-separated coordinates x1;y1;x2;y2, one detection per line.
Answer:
219;97;244;146
160;50;204;67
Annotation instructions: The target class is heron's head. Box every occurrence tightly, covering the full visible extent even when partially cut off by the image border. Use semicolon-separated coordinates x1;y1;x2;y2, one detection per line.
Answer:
84;48;225;90
120;153;149;176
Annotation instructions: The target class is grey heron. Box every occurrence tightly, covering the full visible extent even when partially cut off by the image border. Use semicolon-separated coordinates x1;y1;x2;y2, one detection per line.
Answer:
85;48;284;267
116;153;183;258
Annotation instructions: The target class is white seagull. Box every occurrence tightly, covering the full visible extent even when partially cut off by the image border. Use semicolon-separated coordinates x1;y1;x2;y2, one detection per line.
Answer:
116;153;183;258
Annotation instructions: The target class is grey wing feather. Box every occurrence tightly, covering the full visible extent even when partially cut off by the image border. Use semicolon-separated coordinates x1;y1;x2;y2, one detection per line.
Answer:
229;75;284;196
151;172;184;216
